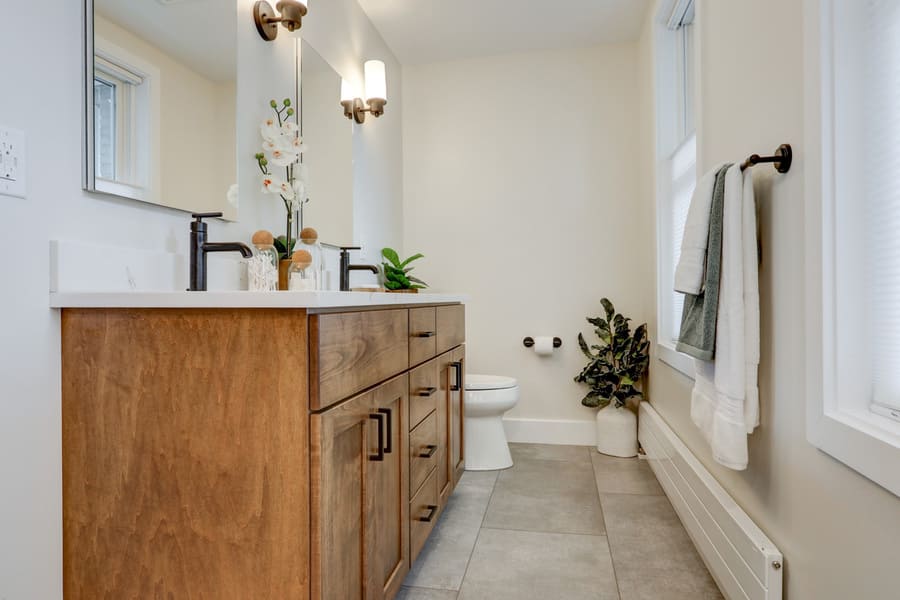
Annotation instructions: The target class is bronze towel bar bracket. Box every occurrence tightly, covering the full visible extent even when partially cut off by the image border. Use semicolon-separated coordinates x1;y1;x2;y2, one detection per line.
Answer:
740;144;792;173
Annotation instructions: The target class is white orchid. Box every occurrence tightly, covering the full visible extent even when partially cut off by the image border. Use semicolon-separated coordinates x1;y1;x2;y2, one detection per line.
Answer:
226;183;239;208
255;98;310;260
260;118;280;142
261;173;284;195
269;147;300;168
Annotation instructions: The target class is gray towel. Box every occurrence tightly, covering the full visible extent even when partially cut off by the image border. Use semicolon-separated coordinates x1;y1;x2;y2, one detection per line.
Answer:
675;163;731;360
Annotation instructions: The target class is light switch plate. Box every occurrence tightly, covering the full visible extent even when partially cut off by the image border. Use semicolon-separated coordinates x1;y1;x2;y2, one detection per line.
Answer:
0;126;26;199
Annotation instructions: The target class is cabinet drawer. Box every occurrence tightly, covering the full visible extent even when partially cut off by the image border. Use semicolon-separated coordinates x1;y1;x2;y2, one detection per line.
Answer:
410;467;439;564
408;358;439;429
409;307;437;367
310;309;409;410
436;305;465;355
409;410;438;496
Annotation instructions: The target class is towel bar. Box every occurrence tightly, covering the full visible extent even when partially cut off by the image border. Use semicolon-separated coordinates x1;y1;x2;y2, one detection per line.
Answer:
740;144;792;173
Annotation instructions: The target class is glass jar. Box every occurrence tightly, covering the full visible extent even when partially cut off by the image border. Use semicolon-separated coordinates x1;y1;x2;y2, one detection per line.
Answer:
249;230;279;291
296;227;324;290
288;250;317;291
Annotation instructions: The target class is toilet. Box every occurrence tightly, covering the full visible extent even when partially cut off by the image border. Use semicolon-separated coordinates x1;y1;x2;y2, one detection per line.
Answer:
464;374;520;470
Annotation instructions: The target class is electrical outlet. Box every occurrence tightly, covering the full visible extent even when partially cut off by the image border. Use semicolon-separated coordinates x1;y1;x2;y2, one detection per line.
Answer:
0;126;26;199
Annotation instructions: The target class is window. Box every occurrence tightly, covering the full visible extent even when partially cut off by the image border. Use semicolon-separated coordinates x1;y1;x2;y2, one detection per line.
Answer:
807;0;900;497
89;37;158;201
655;0;696;376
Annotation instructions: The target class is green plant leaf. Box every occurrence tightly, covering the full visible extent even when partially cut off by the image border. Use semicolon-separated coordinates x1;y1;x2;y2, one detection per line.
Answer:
381;247;402;268
600;298;615;322
577;333;594;359
384;280;402;290
399;253;424;268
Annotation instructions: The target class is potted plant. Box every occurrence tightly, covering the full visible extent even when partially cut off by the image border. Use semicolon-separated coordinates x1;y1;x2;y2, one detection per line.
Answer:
574;298;650;457
254;98;309;289
381;248;428;293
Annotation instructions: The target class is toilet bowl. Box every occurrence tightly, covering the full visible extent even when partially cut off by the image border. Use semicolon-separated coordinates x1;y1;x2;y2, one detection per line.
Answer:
464;374;520;471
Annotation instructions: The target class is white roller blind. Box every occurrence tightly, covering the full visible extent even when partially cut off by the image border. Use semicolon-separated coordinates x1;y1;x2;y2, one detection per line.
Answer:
669;135;696;342
865;0;900;410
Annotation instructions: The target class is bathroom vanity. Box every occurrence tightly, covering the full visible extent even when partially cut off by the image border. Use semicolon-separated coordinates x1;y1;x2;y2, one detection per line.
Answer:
56;292;465;599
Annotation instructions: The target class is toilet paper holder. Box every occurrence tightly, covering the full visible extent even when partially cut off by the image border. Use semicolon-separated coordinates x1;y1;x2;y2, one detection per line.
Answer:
523;337;562;349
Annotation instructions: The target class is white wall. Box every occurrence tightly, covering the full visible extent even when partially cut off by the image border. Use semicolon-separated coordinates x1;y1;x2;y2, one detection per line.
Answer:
0;0;401;596
642;1;900;598
402;46;655;435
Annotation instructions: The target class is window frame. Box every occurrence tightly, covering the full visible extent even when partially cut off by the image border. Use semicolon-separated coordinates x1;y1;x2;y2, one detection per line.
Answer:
805;0;900;497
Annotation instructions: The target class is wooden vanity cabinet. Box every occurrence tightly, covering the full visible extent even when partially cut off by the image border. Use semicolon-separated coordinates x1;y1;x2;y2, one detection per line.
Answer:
310;374;409;600
61;302;464;600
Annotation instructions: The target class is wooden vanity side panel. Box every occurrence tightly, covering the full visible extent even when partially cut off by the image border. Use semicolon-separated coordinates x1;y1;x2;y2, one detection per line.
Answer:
310;309;409;410
61;308;310;600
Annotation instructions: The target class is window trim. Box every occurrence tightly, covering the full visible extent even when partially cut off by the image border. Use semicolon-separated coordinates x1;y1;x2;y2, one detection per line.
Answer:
805;0;900;497
86;25;161;205
654;0;697;380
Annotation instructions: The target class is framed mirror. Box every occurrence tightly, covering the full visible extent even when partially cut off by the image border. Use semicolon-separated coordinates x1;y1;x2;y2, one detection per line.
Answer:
299;41;353;244
83;0;238;220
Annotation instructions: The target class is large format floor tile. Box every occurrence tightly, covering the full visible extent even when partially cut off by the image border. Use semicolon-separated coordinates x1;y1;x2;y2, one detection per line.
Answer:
395;587;458;600
482;447;605;535
457;528;620;600
600;493;723;600
591;452;664;496
402;443;723;600
403;471;498;591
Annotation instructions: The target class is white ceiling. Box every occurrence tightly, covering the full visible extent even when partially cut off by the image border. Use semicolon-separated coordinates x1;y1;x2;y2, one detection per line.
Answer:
355;0;652;65
95;0;235;82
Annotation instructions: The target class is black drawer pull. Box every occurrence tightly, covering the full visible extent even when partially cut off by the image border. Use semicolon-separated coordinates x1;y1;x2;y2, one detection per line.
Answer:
378;407;393;454
368;413;385;462
450;361;463;392
417;504;439;523
418;387;437;397
413;331;436;338
419;444;438;458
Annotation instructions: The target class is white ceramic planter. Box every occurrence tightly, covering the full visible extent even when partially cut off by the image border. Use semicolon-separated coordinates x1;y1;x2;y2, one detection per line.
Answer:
595;404;638;457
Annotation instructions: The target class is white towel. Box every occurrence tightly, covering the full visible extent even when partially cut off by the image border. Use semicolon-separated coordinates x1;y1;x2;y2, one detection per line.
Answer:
674;162;728;294
690;165;760;470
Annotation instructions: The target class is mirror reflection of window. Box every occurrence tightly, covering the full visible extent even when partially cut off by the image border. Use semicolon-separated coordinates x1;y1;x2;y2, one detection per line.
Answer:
86;0;238;220
94;53;146;187
93;78;116;180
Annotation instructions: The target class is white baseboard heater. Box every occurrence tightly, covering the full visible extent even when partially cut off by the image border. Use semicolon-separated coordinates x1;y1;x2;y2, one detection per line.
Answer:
639;403;783;600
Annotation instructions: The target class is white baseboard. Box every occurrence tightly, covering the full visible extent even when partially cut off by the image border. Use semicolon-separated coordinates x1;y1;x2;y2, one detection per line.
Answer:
503;417;596;446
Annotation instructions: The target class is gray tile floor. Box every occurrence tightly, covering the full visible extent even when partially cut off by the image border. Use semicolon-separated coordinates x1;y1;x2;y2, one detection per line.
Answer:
399;443;723;600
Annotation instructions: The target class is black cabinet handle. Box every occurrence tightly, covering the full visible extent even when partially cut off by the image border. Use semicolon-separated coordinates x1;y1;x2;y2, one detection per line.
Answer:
418;387;437;397
450;361;463;392
378;407;393;454
419;444;438;458
417;504;439;523
368;413;385;462
413;331;436;338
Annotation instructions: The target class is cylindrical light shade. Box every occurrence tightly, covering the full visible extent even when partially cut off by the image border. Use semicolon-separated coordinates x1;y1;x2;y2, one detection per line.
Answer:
364;60;387;101
340;78;354;102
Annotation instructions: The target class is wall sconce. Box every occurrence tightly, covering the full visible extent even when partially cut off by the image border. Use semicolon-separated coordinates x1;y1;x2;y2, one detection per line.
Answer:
254;0;307;41
340;60;388;124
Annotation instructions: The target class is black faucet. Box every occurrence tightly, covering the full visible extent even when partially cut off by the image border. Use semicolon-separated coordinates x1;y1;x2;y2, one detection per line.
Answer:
188;212;253;291
339;246;379;291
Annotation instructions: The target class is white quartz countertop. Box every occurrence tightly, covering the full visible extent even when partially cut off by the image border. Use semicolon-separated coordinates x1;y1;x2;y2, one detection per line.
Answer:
49;291;468;309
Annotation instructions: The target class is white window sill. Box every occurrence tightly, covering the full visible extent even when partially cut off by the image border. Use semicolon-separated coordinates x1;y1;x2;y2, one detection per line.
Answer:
657;342;695;379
